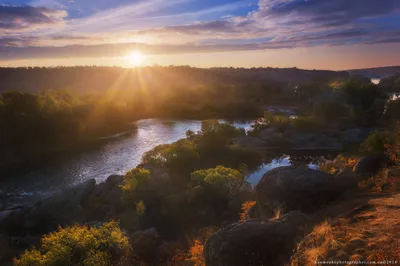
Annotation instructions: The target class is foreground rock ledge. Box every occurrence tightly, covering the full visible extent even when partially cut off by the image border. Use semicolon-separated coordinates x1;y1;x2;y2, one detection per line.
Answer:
255;166;351;218
204;211;308;266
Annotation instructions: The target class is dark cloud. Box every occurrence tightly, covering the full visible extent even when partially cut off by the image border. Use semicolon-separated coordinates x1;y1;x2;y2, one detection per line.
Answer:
0;0;399;60
0;5;67;31
0;36;38;47
257;0;400;27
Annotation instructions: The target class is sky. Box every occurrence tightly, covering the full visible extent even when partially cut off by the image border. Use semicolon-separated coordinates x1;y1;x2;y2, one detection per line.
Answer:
0;0;400;69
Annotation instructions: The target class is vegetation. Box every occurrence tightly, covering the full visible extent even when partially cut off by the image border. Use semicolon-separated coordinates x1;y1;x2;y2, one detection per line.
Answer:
191;166;244;196
5;69;400;265
360;131;389;155
291;221;339;266
14;222;130;266
239;201;257;222
142;120;262;179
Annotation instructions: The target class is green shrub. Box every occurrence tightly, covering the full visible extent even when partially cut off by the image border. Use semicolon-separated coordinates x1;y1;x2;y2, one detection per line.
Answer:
14;222;130;266
360;131;388;155
191;166;244;195
121;168;151;193
142;139;200;177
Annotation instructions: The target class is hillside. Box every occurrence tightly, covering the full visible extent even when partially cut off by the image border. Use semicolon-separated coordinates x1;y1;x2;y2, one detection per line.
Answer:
348;66;400;78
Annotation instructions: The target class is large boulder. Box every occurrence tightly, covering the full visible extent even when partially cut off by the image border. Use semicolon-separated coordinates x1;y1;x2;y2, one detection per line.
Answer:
24;179;96;232
342;128;370;144
255;166;344;218
353;154;387;178
204;211;308;266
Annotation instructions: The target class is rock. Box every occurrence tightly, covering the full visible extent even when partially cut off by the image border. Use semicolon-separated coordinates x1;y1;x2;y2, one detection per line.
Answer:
232;136;267;149
289;133;342;150
0;235;9;263
255;166;343;218
243;203;261;220
106;175;124;186
0;208;25;234
90;175;124;204
335;167;359;191
353;154;387;178
131;228;164;264
204;211;308;266
342;128;370;144
24;179;96;232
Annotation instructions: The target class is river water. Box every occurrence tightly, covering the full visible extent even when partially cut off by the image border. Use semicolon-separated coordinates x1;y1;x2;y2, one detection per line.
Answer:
0;118;320;204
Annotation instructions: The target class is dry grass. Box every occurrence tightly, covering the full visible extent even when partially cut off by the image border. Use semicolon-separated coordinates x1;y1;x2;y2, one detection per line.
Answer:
290;221;341;266
318;154;360;174
239;201;257;222
291;193;400;265
271;205;283;221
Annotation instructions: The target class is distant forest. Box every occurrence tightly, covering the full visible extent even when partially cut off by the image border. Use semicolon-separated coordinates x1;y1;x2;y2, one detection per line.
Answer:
0;66;349;93
2;66;400;167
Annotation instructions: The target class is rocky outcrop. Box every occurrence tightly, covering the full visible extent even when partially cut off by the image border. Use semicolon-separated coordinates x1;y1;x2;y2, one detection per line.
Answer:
353;154;387;178
24;179;96;232
255;166;345;218
204;211;309;266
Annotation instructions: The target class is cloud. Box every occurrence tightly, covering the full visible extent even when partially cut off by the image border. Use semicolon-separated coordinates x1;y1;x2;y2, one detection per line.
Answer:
0;0;400;60
0;5;67;32
254;0;400;27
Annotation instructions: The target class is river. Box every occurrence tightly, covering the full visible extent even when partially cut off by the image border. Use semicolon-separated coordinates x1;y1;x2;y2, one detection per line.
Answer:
0;118;321;204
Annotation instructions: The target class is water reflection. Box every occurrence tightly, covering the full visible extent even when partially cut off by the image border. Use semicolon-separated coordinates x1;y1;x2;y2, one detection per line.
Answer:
0;119;255;203
245;154;327;186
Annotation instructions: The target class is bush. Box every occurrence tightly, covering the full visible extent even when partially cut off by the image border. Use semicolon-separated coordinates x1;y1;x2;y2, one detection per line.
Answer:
142;139;200;176
121;168;151;193
198;120;245;150
191;166;244;195
264;113;291;132
360;131;388;155
14;222;130;266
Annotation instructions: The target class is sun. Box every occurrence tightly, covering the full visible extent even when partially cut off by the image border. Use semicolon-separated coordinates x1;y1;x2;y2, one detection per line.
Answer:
125;51;145;67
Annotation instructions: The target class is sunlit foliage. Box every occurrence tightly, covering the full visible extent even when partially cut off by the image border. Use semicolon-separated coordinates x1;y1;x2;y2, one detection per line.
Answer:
186;240;205;266
121;168;151;193
191;165;244;195
14;222;130;266
136;200;146;217
239;201;257;222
